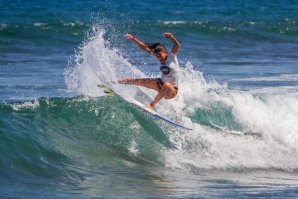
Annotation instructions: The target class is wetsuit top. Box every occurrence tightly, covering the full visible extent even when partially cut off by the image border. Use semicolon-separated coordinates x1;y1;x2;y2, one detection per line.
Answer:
151;51;180;86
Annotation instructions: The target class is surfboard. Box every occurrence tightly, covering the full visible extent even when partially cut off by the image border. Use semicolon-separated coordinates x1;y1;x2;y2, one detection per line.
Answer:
97;84;193;130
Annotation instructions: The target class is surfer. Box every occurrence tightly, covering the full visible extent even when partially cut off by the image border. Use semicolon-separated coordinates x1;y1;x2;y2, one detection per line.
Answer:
118;32;180;110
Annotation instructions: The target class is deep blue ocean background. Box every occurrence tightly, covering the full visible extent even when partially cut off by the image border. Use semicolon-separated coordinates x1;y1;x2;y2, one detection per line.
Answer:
1;0;298;198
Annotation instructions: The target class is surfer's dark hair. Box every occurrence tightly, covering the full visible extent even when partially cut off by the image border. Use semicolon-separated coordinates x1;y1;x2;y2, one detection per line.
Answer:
145;43;167;53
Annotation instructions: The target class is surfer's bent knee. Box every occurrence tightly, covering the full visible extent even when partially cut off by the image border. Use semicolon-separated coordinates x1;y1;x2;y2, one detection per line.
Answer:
160;82;178;99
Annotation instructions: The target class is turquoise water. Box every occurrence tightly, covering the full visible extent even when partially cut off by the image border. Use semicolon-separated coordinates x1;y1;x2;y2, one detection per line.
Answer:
1;0;298;198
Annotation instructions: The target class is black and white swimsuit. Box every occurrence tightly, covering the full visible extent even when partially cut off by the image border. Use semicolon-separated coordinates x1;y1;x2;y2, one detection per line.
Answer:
152;51;180;87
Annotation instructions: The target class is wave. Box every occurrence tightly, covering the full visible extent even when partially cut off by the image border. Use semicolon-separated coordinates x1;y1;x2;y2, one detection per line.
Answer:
2;21;297;181
0;21;91;40
231;74;298;82
0;95;179;181
0;19;91;56
132;19;298;41
62;24;298;173
1;86;298;177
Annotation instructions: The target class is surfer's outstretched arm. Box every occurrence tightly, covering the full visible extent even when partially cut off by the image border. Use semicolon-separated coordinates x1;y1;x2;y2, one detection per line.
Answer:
163;32;180;54
124;34;151;55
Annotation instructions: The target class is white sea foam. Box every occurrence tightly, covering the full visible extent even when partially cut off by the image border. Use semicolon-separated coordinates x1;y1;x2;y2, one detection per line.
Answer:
129;139;139;156
165;69;298;171
231;74;298;82
11;99;40;110
161;21;187;25
33;23;48;26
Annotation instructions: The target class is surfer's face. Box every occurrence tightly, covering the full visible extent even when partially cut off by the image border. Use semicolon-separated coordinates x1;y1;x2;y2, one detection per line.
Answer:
155;52;168;64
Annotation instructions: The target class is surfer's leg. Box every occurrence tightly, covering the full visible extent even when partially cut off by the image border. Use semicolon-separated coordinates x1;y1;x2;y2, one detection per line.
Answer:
118;78;161;91
117;78;135;84
134;78;162;91
148;82;177;109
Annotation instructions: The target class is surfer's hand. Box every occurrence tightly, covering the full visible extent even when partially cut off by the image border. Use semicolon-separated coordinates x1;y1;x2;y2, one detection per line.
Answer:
124;34;135;40
147;103;154;110
163;32;174;39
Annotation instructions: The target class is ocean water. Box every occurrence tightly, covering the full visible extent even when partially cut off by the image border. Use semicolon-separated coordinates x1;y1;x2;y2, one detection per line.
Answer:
1;0;298;198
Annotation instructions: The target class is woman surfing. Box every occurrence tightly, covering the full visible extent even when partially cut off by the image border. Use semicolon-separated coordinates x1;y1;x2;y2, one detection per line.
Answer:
118;32;180;110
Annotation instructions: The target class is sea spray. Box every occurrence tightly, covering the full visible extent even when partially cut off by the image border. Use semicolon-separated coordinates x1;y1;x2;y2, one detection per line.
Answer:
65;26;145;99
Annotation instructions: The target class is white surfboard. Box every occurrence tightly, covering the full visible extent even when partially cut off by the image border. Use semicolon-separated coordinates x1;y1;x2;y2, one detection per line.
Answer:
126;98;193;130
98;84;193;130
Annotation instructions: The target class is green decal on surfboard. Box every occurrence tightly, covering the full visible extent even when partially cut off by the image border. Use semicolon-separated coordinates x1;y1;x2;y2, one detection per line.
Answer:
97;84;114;94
